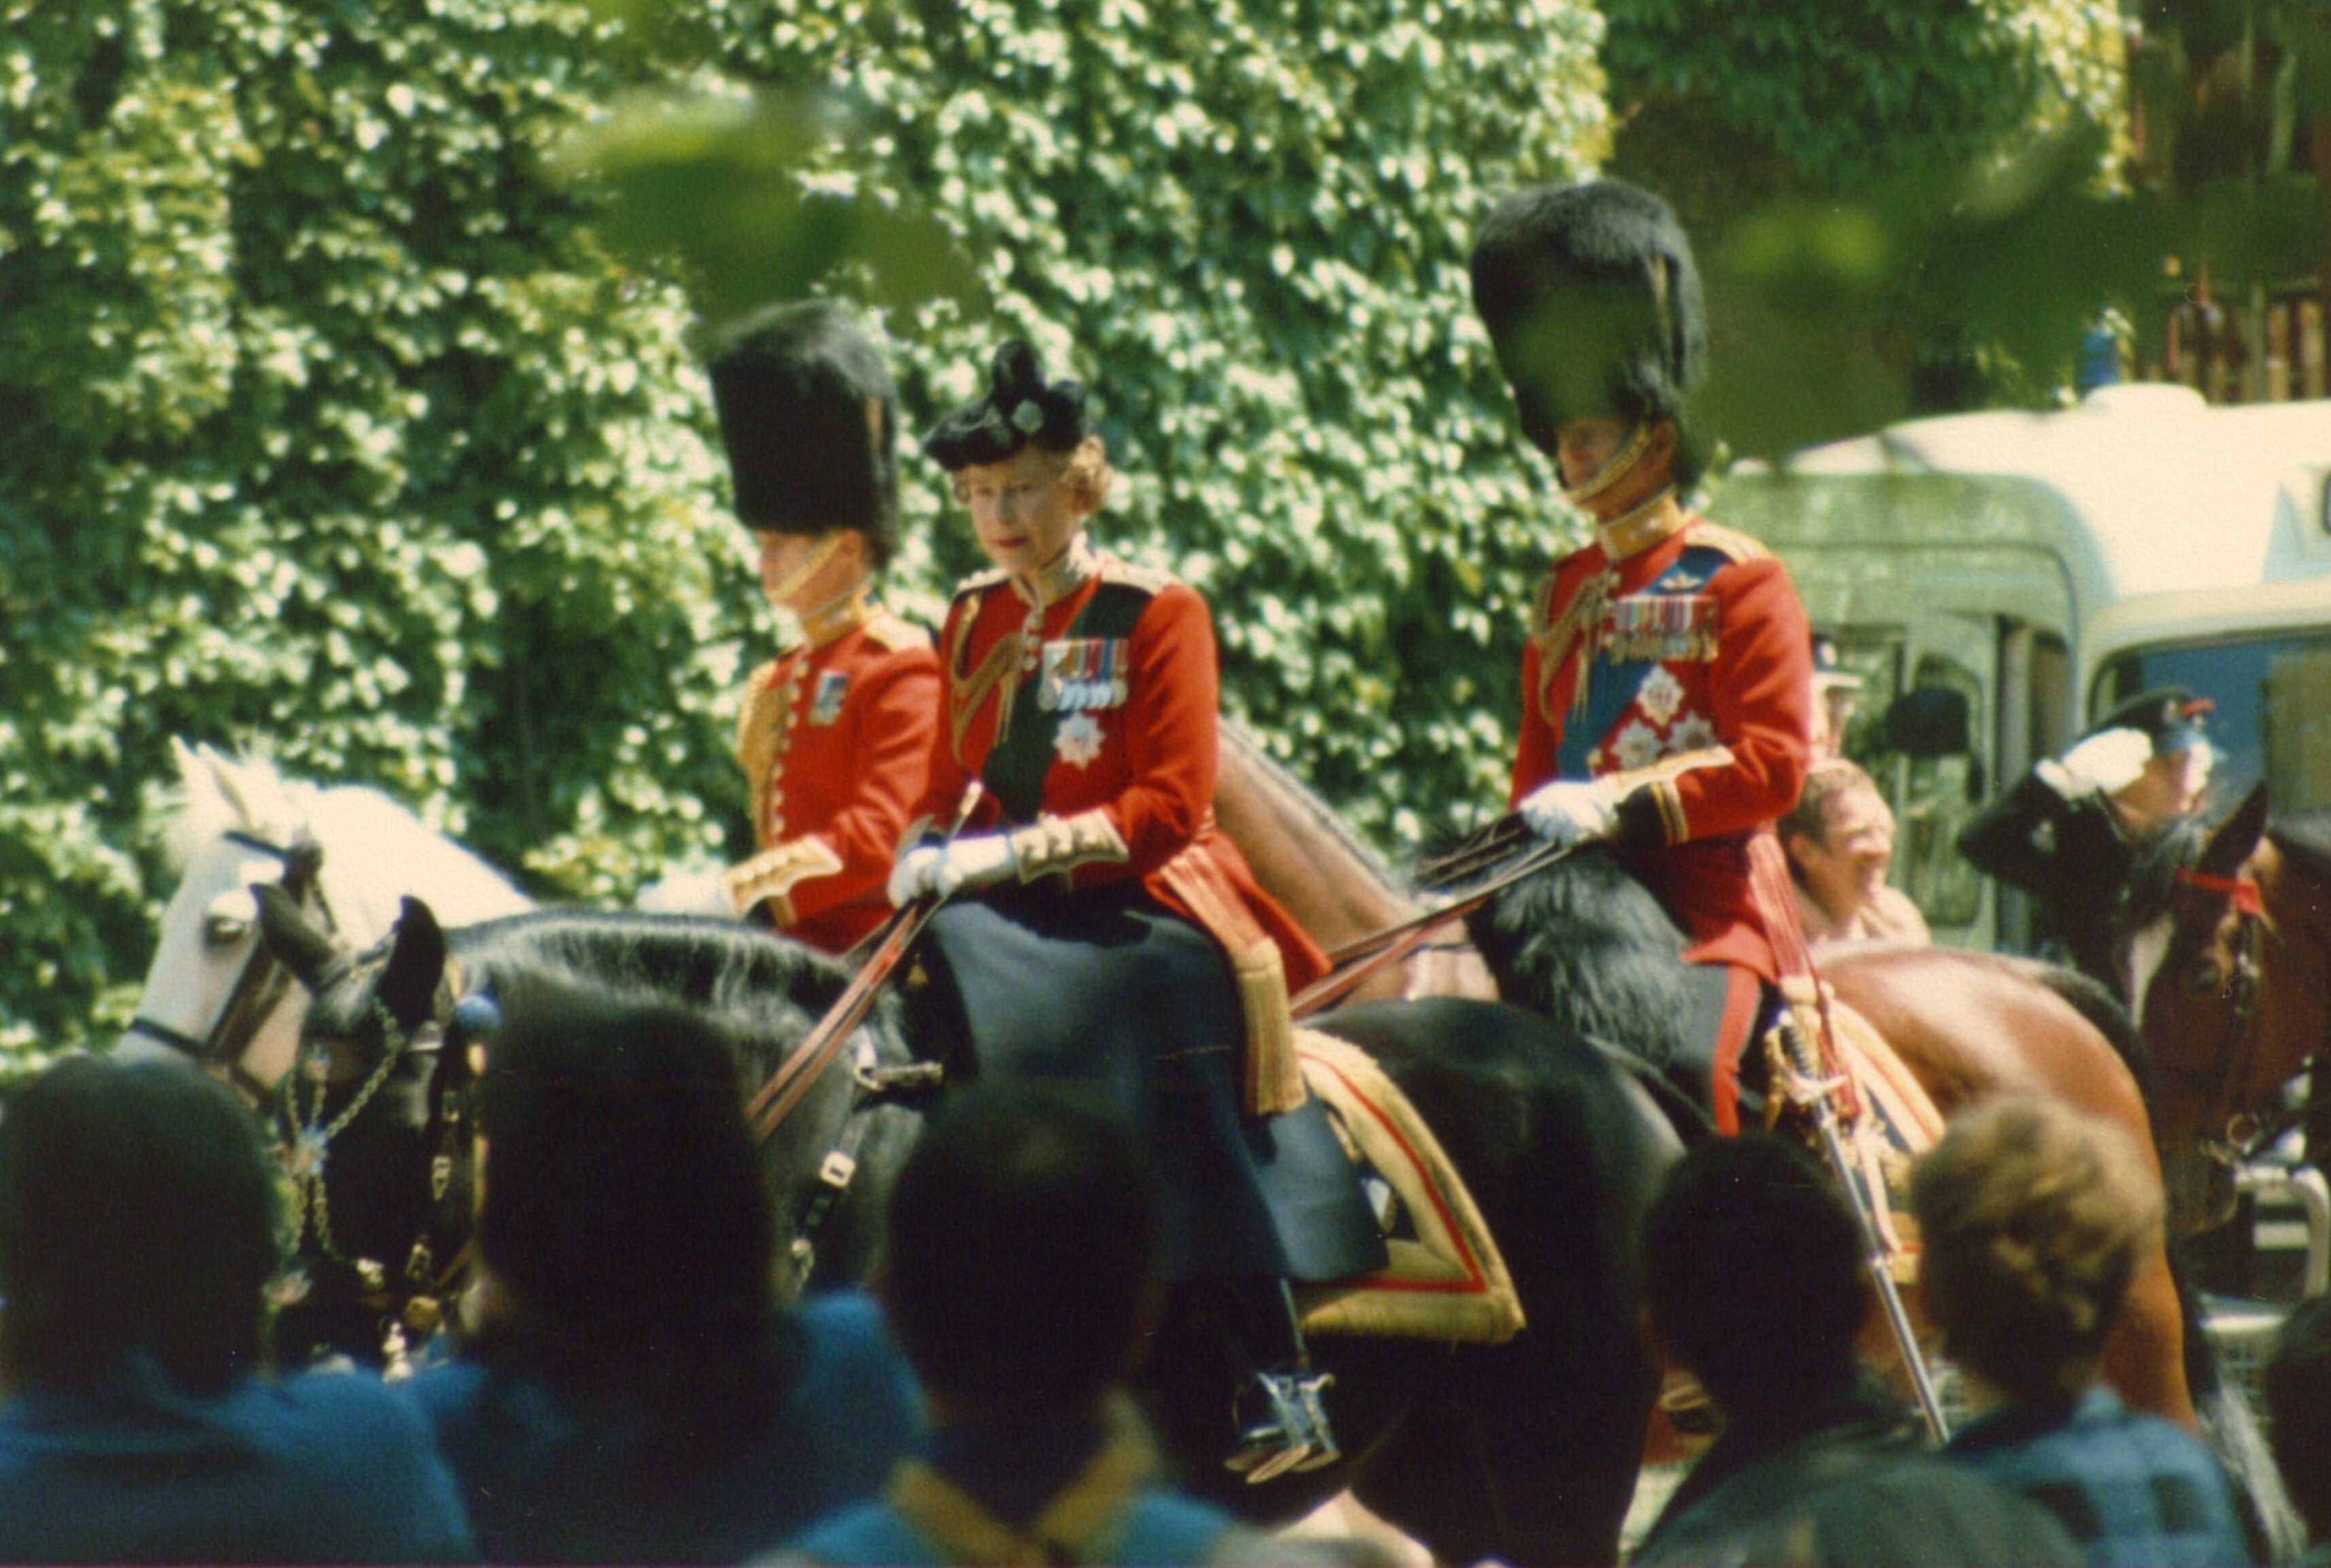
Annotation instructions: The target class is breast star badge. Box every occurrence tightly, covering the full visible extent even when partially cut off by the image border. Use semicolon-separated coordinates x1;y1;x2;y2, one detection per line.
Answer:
1054;712;1106;768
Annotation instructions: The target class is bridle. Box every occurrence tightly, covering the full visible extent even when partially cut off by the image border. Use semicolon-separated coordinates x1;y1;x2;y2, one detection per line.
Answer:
127;828;339;1099
274;962;472;1375
2171;864;2331;1171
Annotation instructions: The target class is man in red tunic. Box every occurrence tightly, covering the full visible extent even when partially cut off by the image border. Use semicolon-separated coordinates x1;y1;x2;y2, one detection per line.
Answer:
1470;180;1815;1133
641;302;938;954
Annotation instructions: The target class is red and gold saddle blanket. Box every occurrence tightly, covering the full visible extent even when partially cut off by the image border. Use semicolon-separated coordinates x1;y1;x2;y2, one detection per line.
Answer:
1290;1030;1525;1346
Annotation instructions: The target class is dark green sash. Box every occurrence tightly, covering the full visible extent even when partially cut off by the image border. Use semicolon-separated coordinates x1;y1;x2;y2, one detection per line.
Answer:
982;580;1153;822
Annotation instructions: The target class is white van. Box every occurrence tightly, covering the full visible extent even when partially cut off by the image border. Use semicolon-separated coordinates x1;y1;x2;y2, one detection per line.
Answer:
1708;384;2331;948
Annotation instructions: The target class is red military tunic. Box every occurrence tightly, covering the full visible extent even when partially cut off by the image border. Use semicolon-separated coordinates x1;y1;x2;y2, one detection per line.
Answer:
909;540;1327;1114
727;593;940;954
1512;505;1814;983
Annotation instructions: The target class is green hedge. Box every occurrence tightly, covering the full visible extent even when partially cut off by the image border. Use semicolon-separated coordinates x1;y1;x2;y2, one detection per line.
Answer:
0;0;1607;1065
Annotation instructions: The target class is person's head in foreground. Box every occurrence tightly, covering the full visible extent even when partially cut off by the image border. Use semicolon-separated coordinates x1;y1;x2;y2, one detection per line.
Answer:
472;969;784;1458
2266;1292;2331;1545
1911;1094;2161;1409
882;1080;1163;1420
1642;1131;1868;1420
0;1054;281;1399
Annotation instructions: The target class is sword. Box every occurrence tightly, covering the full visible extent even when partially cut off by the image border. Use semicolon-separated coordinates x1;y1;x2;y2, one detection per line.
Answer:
746;780;985;1142
1776;1011;1951;1442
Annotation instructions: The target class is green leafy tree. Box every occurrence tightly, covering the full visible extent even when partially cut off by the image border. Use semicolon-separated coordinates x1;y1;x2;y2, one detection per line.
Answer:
1601;0;2149;439
1;0;745;1064
0;0;1608;1065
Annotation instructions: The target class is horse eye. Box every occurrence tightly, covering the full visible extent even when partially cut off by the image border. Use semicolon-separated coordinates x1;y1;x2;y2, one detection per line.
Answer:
203;912;250;948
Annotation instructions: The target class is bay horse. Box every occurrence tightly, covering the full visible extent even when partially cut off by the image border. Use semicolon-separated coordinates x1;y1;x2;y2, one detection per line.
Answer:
2121;782;2328;1241
257;889;1682;1567
122;739;531;1096
1212;727;2202;1427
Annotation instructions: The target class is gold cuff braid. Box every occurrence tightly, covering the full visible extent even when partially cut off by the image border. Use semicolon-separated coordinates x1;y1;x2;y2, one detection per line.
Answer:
723;837;846;925
1008;810;1129;880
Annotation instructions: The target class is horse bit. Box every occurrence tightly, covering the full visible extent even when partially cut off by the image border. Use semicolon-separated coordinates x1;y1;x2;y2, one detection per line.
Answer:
126;828;336;1099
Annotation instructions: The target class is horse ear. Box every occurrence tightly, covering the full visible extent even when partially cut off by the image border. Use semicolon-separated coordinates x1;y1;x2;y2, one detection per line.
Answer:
2198;782;2270;879
378;897;448;1032
256;882;342;990
202;743;260;829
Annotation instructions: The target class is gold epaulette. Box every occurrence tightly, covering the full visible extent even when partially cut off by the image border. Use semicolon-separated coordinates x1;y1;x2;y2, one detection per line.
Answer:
1680;518;1774;565
950;567;1010;603
861;607;931;654
1095;553;1178;597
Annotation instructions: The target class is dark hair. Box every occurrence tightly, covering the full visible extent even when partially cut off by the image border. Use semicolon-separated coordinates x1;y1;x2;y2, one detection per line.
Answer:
472;969;784;1474
2268;1295;2331;1539
1469;179;1710;490
1642;1133;1866;1414
884;1082;1162;1411
706;299;901;566
0;1056;282;1397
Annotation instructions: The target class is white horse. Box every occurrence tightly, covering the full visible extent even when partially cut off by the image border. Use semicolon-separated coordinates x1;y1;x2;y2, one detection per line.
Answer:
122;739;534;1095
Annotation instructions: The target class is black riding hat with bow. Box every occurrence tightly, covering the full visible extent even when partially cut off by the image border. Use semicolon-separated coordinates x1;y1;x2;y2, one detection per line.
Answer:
923;341;1089;471
1468;178;1710;488
2087;687;2214;757
706;300;901;566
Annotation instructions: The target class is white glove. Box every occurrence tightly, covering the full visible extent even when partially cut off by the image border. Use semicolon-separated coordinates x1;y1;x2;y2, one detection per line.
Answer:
635;869;737;918
1518;777;1622;848
2038;728;2152;799
887;833;1020;906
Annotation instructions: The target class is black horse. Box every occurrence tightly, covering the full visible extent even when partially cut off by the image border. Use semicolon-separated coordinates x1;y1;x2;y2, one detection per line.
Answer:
257;888;1679;1566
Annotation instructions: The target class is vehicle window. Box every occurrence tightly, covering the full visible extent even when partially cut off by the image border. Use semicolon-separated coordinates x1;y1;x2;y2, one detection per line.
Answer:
2097;633;2331;814
1887;652;1986;929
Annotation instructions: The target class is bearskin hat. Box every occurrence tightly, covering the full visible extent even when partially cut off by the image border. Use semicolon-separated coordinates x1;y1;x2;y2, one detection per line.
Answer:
923;340;1089;471
706;300;900;567
1469;180;1710;487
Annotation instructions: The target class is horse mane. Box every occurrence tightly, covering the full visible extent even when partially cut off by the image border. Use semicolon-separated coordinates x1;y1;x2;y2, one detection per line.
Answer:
1221;722;1411;896
304;786;530;922
1463;846;1698;1075
2013;956;2164;1124
438;912;882;1058
161;744;529;924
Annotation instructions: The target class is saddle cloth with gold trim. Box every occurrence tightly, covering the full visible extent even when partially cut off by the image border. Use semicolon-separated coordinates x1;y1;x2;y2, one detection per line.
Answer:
1290;1029;1525;1346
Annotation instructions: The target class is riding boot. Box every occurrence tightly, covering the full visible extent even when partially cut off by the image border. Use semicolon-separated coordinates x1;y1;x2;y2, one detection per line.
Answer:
1221;1278;1338;1484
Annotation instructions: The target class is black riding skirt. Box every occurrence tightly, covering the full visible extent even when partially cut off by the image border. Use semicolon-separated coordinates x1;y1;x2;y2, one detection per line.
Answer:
906;880;1381;1283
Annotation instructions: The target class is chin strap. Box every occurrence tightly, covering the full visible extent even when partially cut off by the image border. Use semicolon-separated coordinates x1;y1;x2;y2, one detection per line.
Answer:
763;530;846;610
1561;420;1657;507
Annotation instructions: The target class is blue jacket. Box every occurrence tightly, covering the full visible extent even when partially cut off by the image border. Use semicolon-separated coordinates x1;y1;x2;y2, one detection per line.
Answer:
0;1352;475;1564
408;1289;921;1564
1947;1386;2255;1567
784;1404;1244;1567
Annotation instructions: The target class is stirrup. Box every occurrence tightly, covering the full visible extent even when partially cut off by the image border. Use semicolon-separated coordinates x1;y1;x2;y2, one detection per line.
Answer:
1225;1368;1338;1485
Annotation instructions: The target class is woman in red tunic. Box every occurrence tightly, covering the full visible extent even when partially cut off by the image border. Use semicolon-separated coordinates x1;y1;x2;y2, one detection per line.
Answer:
889;341;1378;1482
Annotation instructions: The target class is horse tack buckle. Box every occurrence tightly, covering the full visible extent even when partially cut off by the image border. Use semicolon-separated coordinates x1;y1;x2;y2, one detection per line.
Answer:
818;1150;858;1190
